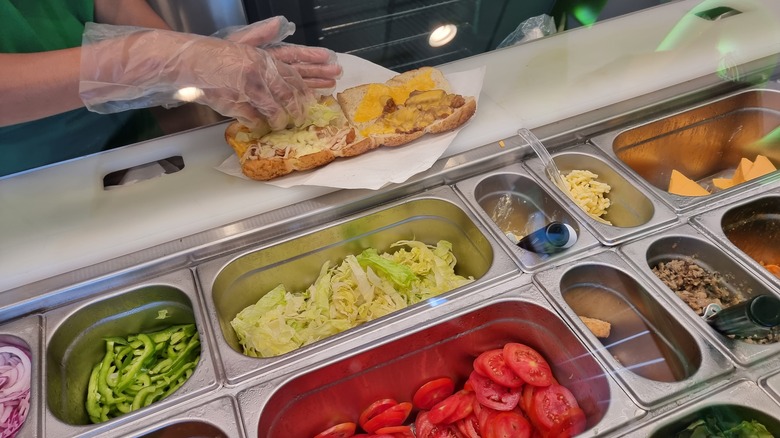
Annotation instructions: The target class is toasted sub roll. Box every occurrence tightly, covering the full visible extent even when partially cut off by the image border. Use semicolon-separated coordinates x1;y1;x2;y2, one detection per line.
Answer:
337;66;477;147
224;66;476;181
224;96;373;181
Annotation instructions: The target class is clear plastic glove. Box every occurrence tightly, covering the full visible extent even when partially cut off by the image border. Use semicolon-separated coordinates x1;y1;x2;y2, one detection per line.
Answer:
215;17;342;92
80;18;331;130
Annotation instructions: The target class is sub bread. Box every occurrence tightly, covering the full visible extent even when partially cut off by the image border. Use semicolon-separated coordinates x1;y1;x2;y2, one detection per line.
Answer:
337;66;477;147
579;316;611;339
224;66;476;181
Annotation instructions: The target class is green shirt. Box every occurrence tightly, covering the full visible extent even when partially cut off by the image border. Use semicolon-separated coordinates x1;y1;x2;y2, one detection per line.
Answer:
0;0;160;177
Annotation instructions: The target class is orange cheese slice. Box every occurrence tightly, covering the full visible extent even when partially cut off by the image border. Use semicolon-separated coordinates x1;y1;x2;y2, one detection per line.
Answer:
669;169;710;196
712;177;736;190
353;70;436;123
745;154;777;180
731;157;754;185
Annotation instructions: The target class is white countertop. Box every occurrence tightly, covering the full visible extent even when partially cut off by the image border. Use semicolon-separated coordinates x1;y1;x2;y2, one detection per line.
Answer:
2;0;779;292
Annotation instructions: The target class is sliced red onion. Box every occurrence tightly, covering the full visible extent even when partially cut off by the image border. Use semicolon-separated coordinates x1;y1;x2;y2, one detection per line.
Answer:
0;346;31;438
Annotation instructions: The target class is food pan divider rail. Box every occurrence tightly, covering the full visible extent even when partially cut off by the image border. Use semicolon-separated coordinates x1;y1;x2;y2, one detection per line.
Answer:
588;82;780;215
452;162;604;274
759;370;780;409
232;277;644;438
193;186;521;387
523;142;680;246
688;188;780;288
89;395;245;438
618;223;780;368
620;380;780;437
532;248;736;409
40;269;219;438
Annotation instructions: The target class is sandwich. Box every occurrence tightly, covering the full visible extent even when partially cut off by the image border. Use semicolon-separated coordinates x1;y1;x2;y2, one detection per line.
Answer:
224;66;476;181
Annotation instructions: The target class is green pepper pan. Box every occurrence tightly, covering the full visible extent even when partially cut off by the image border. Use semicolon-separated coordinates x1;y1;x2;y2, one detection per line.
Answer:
85;324;201;424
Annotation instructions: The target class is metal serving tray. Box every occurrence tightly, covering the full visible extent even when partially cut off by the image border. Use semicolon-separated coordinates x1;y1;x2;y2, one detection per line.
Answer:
620;223;780;367
523;142;679;246
234;279;644;438
454;163;602;273
4;63;780;438
533;249;734;408
195;185;519;385
590;85;780;214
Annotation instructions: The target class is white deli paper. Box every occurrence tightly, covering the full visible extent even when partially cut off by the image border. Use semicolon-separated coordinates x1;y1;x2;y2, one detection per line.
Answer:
216;53;485;190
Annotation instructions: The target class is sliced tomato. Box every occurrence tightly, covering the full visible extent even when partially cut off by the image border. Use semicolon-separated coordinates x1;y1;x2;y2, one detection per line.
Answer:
363;402;413;434
547;406;587;438
474;349;524;388
413;377;456;410
520;384;536;416
428;390;473;425
531;384;582;433
503;343;554;387
469;371;520;411
415;411;464;438
454;414;481;438
313;421;357;438
431;426;465;438
375;424;414;438
359;398;399;430
415;411;436;438
482;411;531;438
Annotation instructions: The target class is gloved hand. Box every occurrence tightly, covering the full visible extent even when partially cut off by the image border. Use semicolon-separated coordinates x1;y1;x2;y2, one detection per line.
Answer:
215;17;342;91
79;17;340;130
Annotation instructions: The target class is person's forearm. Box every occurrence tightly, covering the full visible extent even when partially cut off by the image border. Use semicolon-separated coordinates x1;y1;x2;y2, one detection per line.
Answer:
0;49;84;127
94;0;170;30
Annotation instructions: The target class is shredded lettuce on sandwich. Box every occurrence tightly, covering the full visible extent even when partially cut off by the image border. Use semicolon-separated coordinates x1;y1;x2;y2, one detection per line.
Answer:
230;240;474;358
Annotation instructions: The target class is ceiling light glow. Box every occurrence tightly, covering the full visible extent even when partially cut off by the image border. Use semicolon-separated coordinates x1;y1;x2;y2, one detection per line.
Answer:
429;24;457;48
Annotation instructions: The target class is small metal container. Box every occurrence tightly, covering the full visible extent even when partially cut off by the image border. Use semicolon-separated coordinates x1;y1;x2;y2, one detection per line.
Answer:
42;270;218;438
235;280;643;438
624;380;780;437
591;85;780;214
524;143;679;246
621;223;780;366
534;249;734;408
196;186;519;385
100;397;242;438
692;191;780;287
455;163;601;272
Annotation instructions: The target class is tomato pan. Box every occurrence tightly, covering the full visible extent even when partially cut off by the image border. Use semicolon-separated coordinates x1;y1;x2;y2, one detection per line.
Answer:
234;280;642;438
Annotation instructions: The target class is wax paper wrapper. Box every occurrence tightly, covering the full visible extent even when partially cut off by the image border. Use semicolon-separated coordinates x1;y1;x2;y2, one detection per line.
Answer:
216;53;485;190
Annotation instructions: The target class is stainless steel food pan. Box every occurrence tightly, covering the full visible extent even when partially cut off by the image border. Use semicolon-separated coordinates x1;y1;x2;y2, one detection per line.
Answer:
534;249;734;408
623;380;780;437
455;163;602;272
524;143;678;246
93;396;242;438
620;223;780;366
0;315;41;438
590;85;780;213
42;270;218;438
196;185;519;385
234;279;643;438
691;191;780;287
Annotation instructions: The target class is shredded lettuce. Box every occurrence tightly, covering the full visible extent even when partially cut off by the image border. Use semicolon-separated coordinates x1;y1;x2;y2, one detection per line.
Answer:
230;240;474;358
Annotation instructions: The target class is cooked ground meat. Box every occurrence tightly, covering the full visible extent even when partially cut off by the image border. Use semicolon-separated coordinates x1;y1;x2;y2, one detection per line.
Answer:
652;258;778;344
652;259;743;315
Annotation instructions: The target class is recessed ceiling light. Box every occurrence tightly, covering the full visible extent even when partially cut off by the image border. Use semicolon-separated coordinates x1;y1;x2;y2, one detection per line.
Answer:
429;24;457;47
